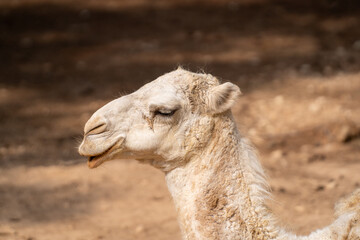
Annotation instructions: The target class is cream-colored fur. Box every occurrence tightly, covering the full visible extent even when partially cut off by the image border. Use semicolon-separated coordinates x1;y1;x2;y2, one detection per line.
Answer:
79;68;360;240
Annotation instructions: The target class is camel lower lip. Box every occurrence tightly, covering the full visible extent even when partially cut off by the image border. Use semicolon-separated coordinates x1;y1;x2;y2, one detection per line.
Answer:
87;151;108;168
86;141;119;168
87;155;103;168
84;138;124;169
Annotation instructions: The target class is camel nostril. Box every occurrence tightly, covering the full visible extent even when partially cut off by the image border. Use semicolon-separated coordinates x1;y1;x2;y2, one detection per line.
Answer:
85;122;107;136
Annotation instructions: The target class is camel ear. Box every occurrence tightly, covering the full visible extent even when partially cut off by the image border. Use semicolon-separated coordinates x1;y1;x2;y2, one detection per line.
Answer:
207;82;241;114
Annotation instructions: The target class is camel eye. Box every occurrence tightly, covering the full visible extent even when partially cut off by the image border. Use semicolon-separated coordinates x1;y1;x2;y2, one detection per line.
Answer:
154;109;177;117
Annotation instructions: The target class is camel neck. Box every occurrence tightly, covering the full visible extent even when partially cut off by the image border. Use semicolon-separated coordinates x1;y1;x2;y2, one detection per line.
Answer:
164;114;358;240
165;114;282;240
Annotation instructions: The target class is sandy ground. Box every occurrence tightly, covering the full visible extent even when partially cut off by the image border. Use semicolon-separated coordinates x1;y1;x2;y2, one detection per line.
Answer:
1;0;360;239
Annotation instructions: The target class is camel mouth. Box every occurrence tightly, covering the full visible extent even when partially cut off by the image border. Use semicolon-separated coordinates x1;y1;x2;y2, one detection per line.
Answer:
88;155;104;169
87;142;117;169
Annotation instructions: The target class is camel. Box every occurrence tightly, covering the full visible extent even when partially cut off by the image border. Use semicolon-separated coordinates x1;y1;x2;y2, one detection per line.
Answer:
78;68;360;240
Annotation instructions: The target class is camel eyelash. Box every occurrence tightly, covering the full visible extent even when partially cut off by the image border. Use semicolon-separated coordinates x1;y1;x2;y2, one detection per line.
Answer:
154;109;177;117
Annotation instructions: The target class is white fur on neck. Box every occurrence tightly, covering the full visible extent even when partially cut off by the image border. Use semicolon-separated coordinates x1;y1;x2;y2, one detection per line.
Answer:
165;114;279;239
165;114;358;240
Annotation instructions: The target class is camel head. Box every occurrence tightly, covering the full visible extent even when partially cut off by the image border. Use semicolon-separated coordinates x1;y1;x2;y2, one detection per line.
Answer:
78;68;241;171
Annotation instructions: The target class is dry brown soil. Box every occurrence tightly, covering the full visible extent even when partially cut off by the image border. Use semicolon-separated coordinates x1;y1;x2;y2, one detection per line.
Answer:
0;0;360;239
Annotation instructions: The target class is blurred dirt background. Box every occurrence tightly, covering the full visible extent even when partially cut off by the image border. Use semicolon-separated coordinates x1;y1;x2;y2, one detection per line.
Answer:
0;0;360;239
